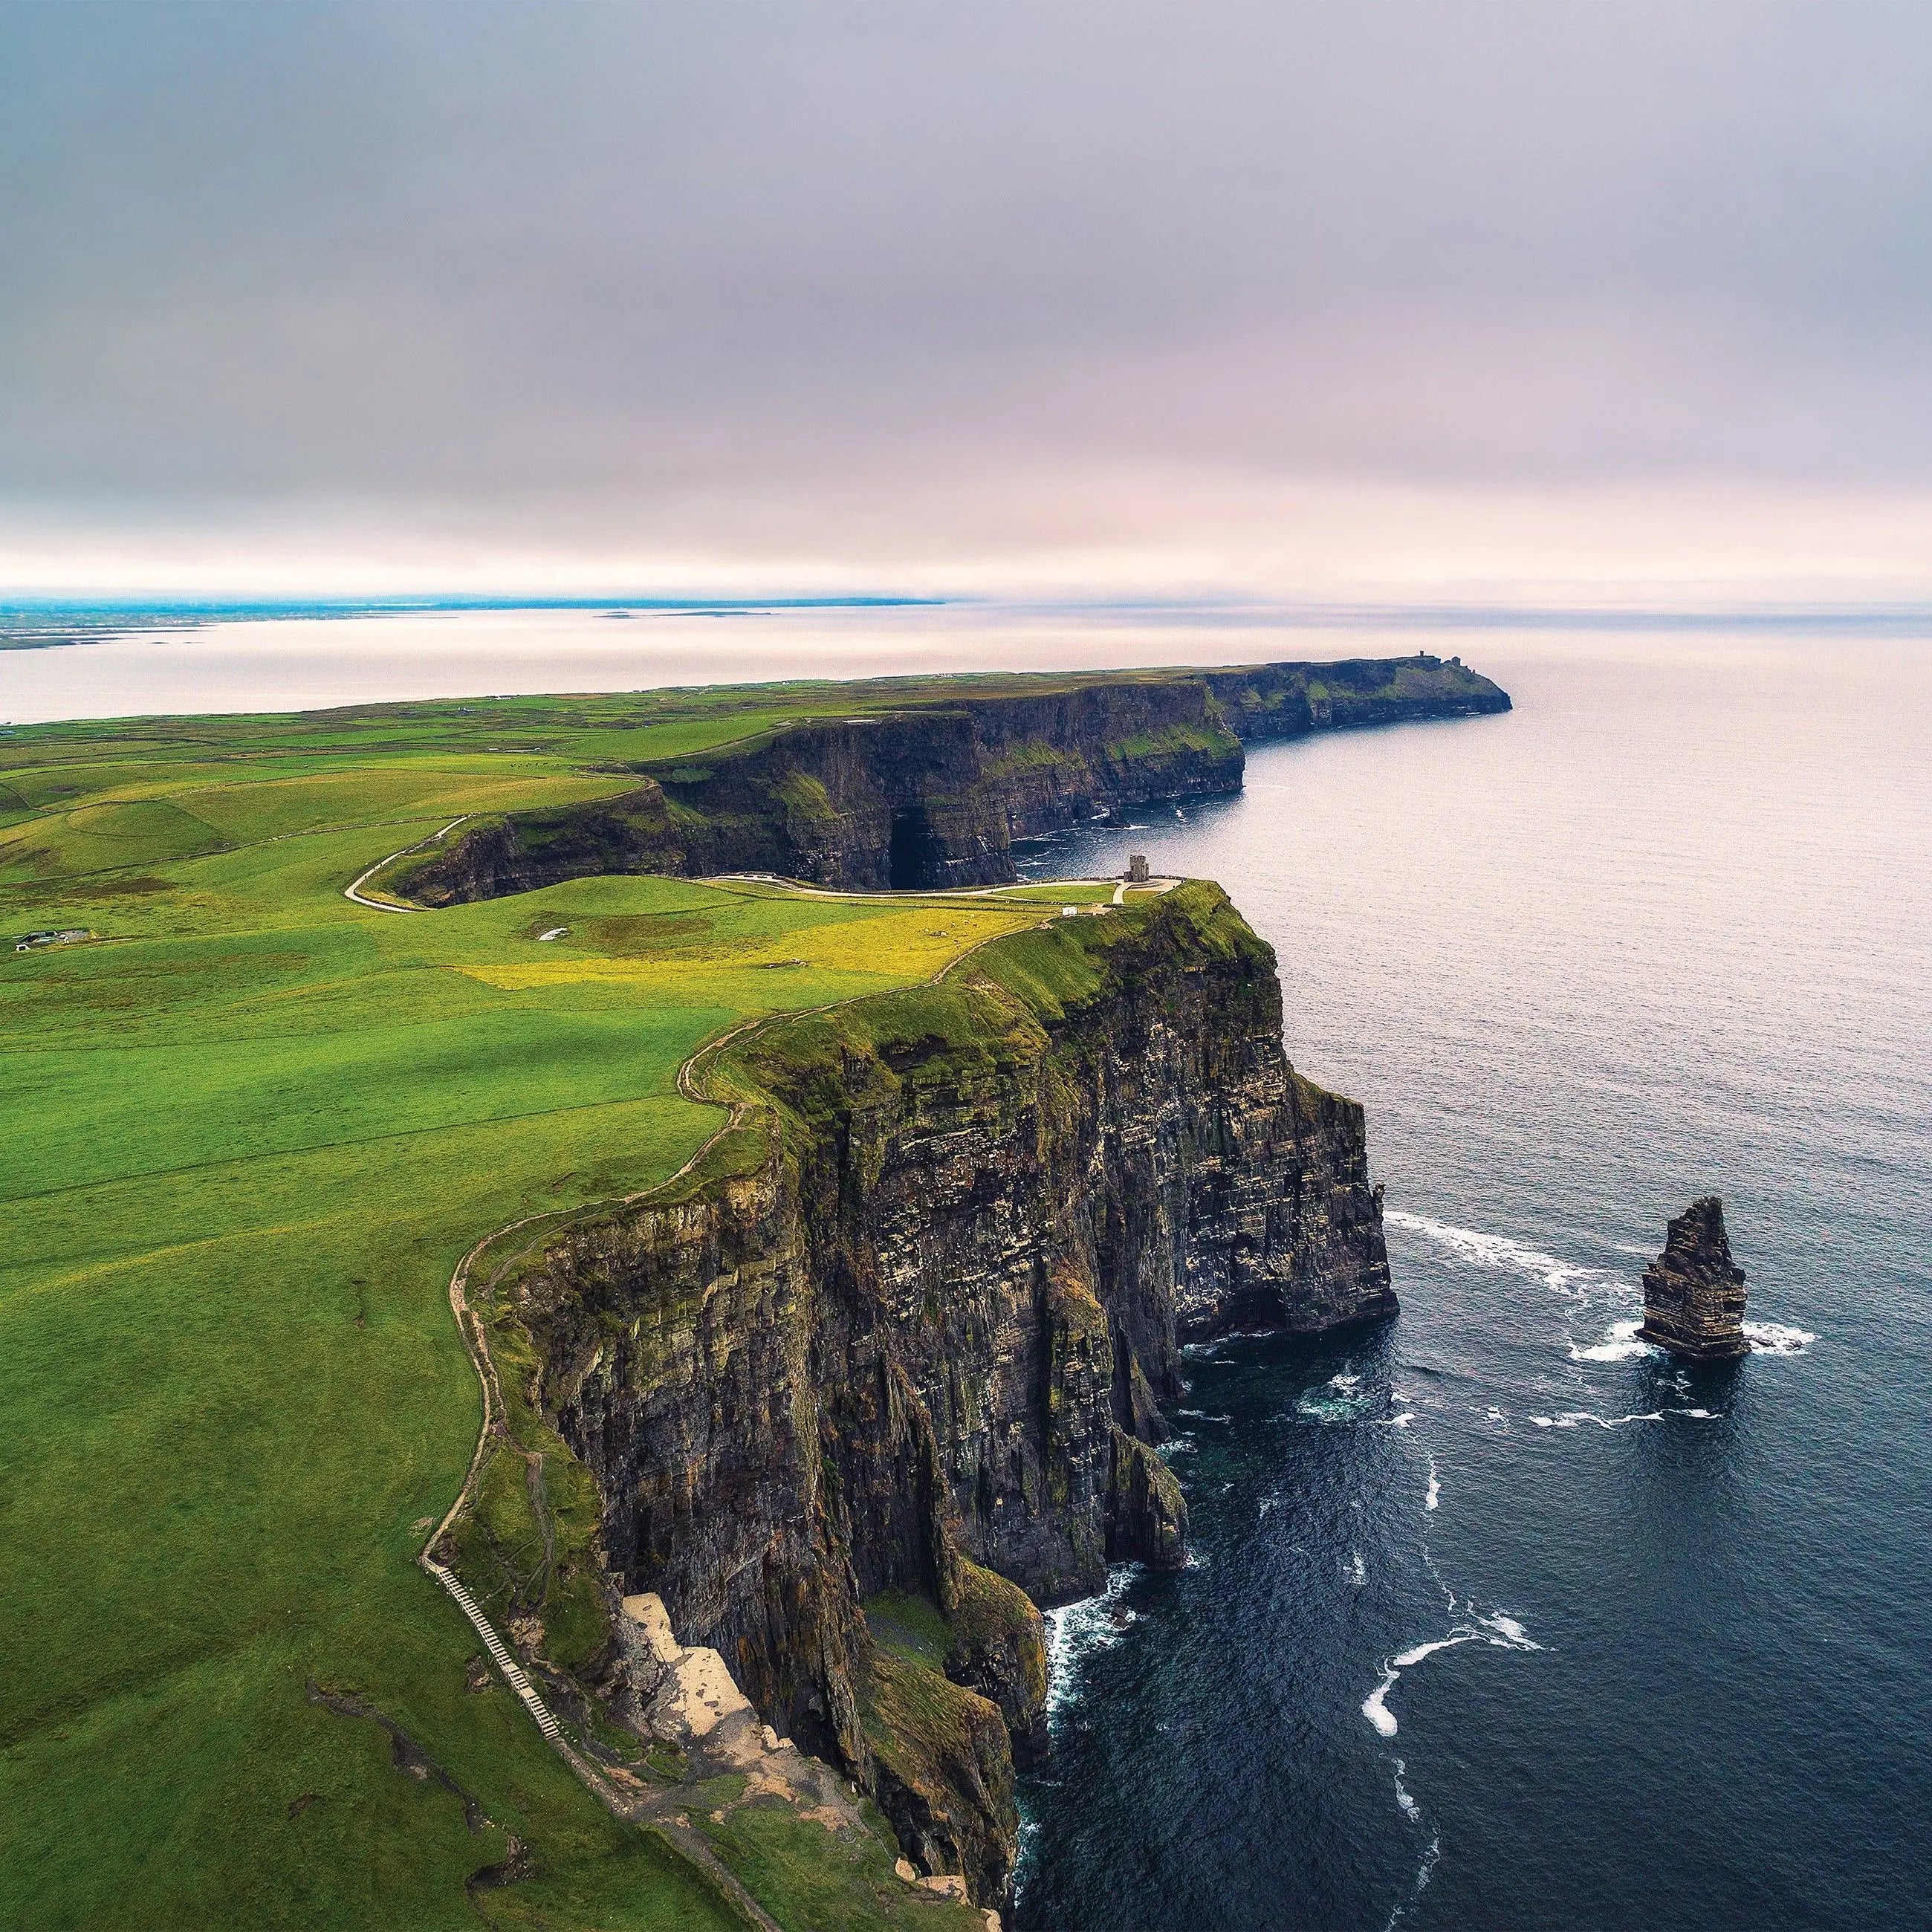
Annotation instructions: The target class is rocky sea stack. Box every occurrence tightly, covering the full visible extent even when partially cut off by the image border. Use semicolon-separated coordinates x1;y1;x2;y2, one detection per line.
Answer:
1638;1196;1749;1360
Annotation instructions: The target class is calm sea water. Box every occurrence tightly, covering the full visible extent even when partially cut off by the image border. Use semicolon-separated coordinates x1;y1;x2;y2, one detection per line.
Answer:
1011;637;1932;1931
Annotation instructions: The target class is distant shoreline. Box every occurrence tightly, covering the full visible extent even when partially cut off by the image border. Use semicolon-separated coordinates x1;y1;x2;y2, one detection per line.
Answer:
0;595;943;652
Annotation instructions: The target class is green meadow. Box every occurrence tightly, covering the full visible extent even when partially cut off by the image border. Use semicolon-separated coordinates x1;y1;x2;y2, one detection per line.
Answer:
0;694;1057;1930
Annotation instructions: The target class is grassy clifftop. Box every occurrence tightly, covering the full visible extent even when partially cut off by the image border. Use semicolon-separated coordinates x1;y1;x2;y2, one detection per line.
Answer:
0;660;1450;1928
0;728;1048;1930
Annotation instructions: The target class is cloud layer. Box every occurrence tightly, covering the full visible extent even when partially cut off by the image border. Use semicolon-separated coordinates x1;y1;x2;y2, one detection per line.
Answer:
5;1;1932;597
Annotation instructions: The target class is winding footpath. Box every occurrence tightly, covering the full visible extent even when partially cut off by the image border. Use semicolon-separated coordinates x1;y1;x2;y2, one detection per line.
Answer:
348;852;1087;1924
343;815;470;910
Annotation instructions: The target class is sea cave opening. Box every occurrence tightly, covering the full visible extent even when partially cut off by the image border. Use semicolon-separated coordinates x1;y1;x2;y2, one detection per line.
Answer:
888;804;939;889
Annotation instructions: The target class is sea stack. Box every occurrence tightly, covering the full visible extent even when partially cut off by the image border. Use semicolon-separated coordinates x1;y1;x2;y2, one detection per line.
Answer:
1638;1196;1749;1360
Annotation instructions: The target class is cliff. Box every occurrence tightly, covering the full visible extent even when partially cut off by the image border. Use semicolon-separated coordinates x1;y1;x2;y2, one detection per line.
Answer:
396;655;1508;902
1638;1196;1749;1360
1199;652;1511;740
494;885;1391;1907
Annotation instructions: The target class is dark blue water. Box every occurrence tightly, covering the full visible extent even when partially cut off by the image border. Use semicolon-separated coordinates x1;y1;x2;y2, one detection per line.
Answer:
1011;637;1932;1931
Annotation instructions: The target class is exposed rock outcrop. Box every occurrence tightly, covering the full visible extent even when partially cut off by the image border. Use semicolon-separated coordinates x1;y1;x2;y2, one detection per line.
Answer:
397;655;1509;903
1638;1196;1749;1360
508;885;1392;1907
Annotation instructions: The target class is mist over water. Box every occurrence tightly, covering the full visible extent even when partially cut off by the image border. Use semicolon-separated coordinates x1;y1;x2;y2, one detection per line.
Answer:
1010;637;1932;1930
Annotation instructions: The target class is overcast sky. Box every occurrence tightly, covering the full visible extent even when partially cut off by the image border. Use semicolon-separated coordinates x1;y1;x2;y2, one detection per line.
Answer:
4;1;1931;601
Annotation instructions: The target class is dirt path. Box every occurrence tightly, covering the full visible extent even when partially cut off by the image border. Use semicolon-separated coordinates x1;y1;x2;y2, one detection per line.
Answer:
404;872;1051;1921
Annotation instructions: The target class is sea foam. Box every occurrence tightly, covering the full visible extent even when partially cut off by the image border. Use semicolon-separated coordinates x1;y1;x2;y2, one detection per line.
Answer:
1296;1368;1380;1423
1361;1611;1540;1739
1385;1209;1616;1303
1746;1321;1816;1355
1041;1564;1141;1725
1529;1407;1718;1429
1569;1317;1662;1364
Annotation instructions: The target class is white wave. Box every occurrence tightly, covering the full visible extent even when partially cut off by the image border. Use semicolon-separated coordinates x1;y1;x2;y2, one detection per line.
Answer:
1297;1368;1378;1423
1746;1321;1816;1355
1349;1552;1367;1586
1384;1829;1443;1931
1297;1397;1373;1423
1381;1411;1418;1429
1529;1407;1719;1429
1179;1327;1274;1359
1475;1611;1540;1649
1531;1409;1654;1429
1363;1673;1402;1737
1041;1564;1141;1723
1484;1406;1509;1427
1257;1495;1278;1519
1362;1611;1540;1738
1569;1317;1662;1364
1385;1208;1616;1303
1393;1630;1481;1670
1175;1409;1232;1424
1392;1758;1420;1822
1424;1459;1441;1511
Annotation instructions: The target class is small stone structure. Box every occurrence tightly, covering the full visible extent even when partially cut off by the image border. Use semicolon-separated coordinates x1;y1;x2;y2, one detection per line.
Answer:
1637;1196;1749;1360
1127;854;1150;884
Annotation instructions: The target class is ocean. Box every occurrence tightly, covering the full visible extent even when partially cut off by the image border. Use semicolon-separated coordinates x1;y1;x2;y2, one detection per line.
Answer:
1008;635;1932;1930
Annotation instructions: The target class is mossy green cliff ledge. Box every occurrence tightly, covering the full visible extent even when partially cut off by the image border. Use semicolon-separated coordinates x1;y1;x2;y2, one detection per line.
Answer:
496;884;1392;1909
396;654;1509;899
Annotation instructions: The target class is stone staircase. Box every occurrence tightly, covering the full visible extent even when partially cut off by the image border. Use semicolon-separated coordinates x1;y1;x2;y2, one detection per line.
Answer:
422;1557;563;1746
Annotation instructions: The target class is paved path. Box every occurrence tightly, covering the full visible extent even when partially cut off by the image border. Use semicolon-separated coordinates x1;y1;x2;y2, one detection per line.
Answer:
343;815;469;911
422;1558;563;1745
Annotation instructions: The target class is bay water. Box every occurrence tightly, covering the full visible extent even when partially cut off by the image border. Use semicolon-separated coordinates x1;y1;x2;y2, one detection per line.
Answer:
1009;636;1932;1930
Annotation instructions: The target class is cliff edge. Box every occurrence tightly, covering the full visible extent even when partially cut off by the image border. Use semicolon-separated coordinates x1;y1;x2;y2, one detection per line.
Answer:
466;884;1390;1909
395;654;1509;902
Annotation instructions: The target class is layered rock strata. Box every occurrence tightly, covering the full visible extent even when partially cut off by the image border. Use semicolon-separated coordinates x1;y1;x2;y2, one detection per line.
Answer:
1638;1196;1749;1359
509;886;1391;1907
399;655;1509;903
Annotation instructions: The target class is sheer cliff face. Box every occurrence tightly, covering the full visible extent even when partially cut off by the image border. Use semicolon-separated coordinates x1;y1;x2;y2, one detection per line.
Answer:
398;655;1509;904
512;888;1391;1904
403;681;1243;902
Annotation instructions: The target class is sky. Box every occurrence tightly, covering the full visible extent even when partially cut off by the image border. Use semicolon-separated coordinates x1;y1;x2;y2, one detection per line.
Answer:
4;1;1932;606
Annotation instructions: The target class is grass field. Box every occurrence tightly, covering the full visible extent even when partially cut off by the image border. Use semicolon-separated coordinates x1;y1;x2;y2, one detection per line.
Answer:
0;701;1060;1929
